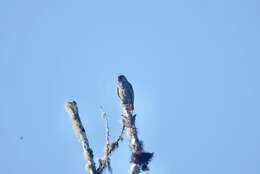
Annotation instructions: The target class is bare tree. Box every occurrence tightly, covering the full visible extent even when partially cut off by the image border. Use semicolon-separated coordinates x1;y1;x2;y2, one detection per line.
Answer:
64;76;153;174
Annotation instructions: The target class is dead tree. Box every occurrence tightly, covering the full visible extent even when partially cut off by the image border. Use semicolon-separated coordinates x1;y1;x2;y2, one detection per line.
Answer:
122;109;153;173
64;76;153;174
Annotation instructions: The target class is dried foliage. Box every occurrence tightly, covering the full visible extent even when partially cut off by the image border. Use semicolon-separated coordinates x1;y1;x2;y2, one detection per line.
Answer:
131;152;154;171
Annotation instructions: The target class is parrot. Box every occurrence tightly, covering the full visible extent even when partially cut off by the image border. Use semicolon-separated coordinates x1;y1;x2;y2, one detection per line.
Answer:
117;75;134;111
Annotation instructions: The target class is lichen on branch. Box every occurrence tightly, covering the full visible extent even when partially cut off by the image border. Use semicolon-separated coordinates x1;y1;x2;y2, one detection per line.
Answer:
64;101;97;174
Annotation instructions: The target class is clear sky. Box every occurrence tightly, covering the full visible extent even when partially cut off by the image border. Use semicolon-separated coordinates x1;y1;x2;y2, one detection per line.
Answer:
1;0;260;174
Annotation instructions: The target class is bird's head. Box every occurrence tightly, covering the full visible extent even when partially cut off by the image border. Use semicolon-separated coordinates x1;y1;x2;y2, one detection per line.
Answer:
118;75;127;83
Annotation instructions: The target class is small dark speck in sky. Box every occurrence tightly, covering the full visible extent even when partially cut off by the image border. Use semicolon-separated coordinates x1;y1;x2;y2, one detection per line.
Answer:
20;136;23;140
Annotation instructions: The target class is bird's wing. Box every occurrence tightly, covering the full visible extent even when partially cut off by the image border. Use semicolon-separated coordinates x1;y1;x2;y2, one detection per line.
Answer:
124;82;134;103
128;83;134;103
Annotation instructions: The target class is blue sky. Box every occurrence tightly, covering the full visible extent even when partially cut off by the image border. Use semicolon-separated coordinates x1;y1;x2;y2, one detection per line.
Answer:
1;0;260;174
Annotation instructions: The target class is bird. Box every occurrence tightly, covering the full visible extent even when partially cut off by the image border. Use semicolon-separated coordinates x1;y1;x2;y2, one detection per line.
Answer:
117;75;134;111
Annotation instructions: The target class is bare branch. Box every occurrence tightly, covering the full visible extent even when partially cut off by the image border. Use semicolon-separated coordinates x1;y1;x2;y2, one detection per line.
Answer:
122;109;154;174
64;101;97;174
97;112;126;174
97;111;112;174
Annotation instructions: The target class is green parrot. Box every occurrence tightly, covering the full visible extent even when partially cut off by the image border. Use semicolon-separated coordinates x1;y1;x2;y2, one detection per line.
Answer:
117;75;134;111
